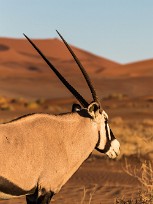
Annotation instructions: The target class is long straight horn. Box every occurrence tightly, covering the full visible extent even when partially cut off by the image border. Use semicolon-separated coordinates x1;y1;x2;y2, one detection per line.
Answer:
56;30;101;107
23;34;89;108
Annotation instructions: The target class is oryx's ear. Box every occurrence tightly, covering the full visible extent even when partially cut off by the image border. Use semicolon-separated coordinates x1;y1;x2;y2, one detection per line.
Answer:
87;102;100;118
72;103;82;112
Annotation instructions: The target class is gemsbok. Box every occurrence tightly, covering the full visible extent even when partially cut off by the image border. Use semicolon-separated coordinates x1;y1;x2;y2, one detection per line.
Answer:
0;31;120;204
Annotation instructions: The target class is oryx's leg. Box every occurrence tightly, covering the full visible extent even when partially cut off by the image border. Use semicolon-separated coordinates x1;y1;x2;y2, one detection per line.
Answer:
26;195;37;204
37;192;54;204
26;188;38;204
26;191;54;204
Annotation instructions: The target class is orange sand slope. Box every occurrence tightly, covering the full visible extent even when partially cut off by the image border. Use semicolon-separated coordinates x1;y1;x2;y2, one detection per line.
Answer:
0;37;152;99
0;37;119;76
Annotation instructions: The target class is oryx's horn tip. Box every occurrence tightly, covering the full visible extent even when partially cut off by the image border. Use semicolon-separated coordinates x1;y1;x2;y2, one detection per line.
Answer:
23;33;29;39
56;30;60;34
56;30;62;38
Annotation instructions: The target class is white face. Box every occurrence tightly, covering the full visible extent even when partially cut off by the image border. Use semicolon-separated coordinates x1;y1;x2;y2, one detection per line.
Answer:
95;111;120;159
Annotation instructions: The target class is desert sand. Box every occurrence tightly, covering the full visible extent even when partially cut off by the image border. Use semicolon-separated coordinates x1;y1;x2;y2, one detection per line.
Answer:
0;37;153;203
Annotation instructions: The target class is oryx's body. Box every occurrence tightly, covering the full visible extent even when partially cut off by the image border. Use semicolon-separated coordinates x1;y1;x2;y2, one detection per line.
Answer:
0;111;100;199
0;31;120;203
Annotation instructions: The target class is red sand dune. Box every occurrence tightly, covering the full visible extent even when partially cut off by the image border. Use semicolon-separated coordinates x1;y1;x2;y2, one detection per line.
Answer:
0;37;152;99
0;37;119;75
103;59;153;78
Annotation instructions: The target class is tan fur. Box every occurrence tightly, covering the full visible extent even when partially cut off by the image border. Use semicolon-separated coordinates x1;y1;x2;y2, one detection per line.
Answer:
0;110;99;196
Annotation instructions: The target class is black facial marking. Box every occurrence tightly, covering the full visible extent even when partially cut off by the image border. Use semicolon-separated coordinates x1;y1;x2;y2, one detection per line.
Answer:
110;129;115;140
0;176;36;196
95;121;113;153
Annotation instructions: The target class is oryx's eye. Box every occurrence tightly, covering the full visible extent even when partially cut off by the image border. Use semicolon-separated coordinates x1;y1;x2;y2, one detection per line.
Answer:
105;118;108;123
105;118;108;125
102;110;109;121
104;114;108;122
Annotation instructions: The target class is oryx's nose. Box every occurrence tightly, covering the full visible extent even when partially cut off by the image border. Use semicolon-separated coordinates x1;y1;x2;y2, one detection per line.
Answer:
106;139;120;159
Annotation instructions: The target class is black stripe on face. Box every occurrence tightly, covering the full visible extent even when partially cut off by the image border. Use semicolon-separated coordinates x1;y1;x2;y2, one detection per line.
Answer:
110;128;115;140
0;176;36;196
95;121;112;153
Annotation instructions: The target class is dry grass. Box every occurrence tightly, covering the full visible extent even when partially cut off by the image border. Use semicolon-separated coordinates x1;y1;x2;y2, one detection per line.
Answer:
80;185;98;204
116;160;153;204
0;96;69;114
111;119;153;160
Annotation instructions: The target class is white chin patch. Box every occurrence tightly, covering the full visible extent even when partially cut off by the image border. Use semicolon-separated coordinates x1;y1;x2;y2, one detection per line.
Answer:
106;139;120;159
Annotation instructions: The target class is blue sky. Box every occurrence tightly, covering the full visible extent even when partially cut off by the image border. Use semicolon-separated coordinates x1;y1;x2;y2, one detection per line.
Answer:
0;0;153;63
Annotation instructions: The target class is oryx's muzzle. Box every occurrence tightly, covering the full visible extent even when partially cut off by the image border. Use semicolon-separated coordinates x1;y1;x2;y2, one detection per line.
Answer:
96;125;120;159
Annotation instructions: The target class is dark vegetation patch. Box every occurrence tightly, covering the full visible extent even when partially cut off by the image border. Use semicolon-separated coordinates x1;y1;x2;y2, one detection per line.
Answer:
19;52;39;58
28;66;41;72
0;44;10;51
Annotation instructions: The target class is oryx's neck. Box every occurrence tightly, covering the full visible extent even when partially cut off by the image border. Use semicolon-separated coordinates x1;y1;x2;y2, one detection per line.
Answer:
45;112;98;190
47;112;98;165
56;111;98;161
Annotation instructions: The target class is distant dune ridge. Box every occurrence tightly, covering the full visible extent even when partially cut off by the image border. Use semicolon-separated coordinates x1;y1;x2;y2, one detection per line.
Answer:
0;37;152;99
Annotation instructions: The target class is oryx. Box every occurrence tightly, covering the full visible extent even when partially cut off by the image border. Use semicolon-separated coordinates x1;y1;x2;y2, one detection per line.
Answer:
0;31;120;204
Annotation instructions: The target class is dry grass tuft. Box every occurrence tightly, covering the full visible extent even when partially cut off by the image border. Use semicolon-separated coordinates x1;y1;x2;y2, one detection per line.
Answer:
116;160;153;204
25;101;40;109
111;120;153;160
0;96;14;111
80;185;98;204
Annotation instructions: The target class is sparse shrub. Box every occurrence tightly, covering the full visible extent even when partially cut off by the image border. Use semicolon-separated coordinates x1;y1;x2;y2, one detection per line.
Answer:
116;192;153;204
35;98;45;105
0;96;15;111
106;93;128;100
17;97;28;104
116;160;153;204
142;119;153;126
10;97;27;105
0;96;7;104
80;185;97;204
25;101;40;109
0;104;14;111
116;199;134;203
